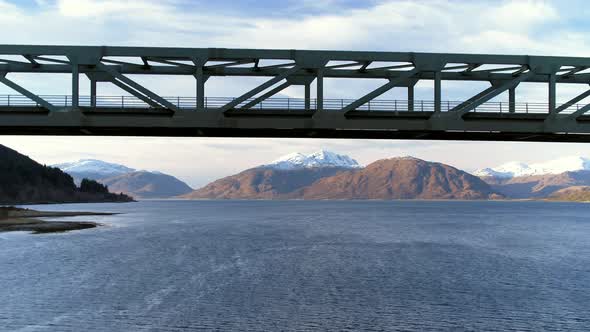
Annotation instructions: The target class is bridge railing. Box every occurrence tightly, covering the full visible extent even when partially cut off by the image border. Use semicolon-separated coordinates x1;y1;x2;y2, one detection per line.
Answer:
0;94;582;114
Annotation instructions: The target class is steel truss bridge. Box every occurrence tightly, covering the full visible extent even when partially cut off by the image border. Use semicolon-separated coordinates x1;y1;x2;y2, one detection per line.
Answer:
2;45;590;141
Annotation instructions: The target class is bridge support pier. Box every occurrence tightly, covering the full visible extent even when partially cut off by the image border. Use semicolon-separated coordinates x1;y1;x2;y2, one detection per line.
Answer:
549;73;556;114
509;86;516;113
90;79;97;108
408;80;416;111
195;67;208;111
305;83;311;111
316;68;324;112
434;71;441;113
71;61;79;108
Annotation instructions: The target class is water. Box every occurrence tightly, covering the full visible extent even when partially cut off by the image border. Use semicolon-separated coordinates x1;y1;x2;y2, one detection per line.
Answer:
1;200;590;331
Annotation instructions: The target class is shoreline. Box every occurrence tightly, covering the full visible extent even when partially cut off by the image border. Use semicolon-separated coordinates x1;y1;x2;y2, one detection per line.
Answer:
171;197;587;203
0;207;116;234
2;200;135;206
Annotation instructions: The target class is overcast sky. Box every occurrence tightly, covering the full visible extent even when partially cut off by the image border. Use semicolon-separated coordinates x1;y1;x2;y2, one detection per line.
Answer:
1;0;590;187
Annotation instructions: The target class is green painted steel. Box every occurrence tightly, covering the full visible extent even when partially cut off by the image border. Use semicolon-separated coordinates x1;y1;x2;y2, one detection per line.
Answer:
0;45;589;142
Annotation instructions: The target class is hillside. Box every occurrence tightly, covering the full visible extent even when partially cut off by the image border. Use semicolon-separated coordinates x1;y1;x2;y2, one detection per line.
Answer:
53;159;193;199
184;156;500;200
53;159;134;184
295;157;500;200
546;186;590;202
182;167;346;199
101;171;193;199
0;145;132;204
480;170;590;198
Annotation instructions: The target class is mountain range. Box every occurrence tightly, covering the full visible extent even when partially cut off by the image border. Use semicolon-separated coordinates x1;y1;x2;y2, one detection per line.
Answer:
54;159;135;182
53;159;193;199
52;150;590;202
474;157;590;199
182;151;500;200
474;156;590;178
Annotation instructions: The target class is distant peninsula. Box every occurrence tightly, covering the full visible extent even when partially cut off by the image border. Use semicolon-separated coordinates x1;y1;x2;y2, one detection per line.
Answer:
0;206;116;233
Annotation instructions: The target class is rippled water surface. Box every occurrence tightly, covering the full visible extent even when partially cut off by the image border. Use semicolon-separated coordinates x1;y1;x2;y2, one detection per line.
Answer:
2;200;590;331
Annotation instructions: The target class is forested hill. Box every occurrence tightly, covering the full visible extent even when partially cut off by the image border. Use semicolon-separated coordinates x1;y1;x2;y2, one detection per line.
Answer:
0;144;133;204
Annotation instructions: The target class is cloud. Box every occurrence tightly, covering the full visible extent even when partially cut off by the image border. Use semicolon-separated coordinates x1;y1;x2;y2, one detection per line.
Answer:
486;1;558;32
56;0;162;18
0;0;565;51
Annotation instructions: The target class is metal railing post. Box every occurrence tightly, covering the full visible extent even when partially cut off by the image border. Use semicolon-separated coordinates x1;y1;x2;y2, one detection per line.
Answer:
7;95;9;106
34;95;590;116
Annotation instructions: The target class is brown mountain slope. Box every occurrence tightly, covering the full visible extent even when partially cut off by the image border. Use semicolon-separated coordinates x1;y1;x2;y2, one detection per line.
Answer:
547;186;590;202
181;167;347;199
294;157;500;200
100;171;193;199
481;170;590;198
185;157;500;200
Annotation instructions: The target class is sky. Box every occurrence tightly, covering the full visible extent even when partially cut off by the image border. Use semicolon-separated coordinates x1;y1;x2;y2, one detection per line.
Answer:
1;0;590;187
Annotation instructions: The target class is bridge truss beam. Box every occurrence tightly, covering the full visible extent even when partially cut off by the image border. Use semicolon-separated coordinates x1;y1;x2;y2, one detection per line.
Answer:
0;45;590;141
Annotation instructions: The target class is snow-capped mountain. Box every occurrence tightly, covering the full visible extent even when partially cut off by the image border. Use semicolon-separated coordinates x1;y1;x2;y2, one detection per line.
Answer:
53;159;135;179
475;156;590;178
263;150;361;170
52;159;193;198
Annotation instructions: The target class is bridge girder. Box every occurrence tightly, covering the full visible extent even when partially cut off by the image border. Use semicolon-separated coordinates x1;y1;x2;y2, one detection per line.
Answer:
0;45;590;141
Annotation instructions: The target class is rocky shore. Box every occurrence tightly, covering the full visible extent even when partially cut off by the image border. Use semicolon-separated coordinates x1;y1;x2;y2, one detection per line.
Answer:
0;207;115;234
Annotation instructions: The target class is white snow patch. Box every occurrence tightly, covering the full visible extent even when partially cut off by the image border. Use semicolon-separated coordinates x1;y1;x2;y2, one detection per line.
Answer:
263;150;360;170
475;156;590;178
53;159;135;176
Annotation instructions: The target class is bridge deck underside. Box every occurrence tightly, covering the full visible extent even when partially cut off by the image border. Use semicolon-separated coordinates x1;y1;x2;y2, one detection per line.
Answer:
1;106;590;142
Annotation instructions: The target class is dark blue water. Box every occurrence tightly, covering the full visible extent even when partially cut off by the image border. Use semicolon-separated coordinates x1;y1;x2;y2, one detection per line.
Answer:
1;200;590;331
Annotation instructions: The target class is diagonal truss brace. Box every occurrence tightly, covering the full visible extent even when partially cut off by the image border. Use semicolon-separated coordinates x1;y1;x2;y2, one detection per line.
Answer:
221;66;300;112
449;84;500;112
110;80;162;109
0;72;57;111
555;88;590;113
240;82;291;109
341;69;419;113
567;104;590;119
452;71;535;116
97;63;180;112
